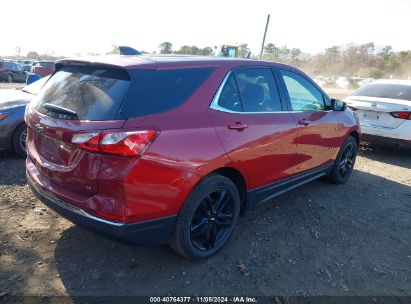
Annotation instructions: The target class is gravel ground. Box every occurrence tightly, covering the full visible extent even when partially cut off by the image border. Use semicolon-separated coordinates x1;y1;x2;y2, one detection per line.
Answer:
0;82;409;300
0;142;410;299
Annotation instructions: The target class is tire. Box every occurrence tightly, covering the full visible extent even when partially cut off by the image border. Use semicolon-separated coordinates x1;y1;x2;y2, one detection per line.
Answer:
12;124;27;158
7;74;13;83
170;174;241;260
329;135;357;184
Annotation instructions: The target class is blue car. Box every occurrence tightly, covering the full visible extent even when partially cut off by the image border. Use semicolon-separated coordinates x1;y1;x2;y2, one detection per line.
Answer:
0;77;49;157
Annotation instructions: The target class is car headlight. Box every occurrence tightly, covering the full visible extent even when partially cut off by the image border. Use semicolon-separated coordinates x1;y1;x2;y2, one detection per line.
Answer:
0;113;9;121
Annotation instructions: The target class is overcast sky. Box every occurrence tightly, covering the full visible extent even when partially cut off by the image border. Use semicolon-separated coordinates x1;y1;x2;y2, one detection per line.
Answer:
3;0;410;57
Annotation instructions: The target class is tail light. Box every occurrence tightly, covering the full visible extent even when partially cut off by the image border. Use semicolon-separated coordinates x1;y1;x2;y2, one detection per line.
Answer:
71;130;158;156
391;112;411;120
0;66;5;71
72;132;100;152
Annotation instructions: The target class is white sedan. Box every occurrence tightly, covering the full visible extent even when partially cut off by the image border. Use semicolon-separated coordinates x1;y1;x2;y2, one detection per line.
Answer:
344;79;411;147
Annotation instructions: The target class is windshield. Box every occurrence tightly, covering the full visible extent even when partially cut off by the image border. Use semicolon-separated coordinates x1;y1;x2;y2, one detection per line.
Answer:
352;83;411;101
22;76;50;95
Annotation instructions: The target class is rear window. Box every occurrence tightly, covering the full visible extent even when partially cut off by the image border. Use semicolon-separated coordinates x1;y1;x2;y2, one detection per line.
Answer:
122;68;214;117
33;65;130;120
39;62;54;68
353;83;411;101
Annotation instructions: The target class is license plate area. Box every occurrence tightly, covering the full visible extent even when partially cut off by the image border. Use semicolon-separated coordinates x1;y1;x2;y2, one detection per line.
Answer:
361;111;381;121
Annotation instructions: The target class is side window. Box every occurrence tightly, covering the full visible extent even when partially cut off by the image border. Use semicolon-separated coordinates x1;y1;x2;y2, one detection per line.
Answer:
216;74;242;112
280;70;325;111
234;68;282;112
124;68;214;118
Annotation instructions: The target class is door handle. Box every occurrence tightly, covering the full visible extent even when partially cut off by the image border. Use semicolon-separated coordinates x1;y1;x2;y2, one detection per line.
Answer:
297;119;310;126
228;122;248;131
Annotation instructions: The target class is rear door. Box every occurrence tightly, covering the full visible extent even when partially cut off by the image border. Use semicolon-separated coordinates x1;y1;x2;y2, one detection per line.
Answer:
26;64;130;198
277;69;342;174
208;67;297;191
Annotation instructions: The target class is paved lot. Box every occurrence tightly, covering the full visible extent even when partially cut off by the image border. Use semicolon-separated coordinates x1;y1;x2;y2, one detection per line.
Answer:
0;142;410;298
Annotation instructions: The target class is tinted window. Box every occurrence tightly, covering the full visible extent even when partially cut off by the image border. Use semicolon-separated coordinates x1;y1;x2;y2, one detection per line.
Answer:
234;68;282;112
33;66;130;120
280;70;325;111
40;62;54;68
123;68;214;117
216;74;242;112
352;83;411;101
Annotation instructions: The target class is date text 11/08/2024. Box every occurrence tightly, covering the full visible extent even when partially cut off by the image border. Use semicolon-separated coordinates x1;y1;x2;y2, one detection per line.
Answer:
149;297;257;303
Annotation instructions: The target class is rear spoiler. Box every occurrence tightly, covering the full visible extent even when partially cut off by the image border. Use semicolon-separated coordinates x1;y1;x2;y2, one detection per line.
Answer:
55;60;123;71
54;60;131;81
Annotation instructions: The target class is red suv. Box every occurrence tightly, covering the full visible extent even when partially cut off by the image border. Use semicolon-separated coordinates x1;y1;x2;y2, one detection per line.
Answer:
26;56;360;259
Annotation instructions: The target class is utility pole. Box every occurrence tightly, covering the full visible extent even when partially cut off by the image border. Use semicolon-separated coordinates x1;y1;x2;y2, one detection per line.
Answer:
259;14;270;60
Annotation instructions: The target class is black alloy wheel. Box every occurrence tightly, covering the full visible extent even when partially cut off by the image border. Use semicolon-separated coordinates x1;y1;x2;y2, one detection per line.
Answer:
190;189;235;251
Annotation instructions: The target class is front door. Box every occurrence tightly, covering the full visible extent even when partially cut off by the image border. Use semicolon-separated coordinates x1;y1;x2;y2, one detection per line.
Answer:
277;69;342;175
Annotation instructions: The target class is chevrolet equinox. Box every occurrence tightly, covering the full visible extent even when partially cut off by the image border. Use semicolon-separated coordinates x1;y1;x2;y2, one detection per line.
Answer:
26;55;360;259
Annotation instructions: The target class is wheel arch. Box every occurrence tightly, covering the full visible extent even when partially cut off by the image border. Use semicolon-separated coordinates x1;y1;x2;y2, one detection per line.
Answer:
348;130;360;146
206;166;248;214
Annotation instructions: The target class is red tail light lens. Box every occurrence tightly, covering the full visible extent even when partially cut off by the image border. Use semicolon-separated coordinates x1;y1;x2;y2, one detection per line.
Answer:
71;130;157;156
391;112;411;120
100;130;157;156
0;66;5;71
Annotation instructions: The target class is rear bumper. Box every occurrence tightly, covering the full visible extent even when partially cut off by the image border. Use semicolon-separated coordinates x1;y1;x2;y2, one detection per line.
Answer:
27;172;177;245
360;121;411;141
362;134;411;147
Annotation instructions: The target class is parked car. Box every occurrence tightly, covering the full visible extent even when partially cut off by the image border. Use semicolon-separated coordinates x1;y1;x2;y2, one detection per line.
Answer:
31;61;55;77
21;62;35;73
0;60;27;83
26;56;360;259
345;79;411;147
0;76;49;157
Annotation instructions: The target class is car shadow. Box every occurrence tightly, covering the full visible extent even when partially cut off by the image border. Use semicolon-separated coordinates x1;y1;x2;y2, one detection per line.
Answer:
53;169;411;297
359;141;411;170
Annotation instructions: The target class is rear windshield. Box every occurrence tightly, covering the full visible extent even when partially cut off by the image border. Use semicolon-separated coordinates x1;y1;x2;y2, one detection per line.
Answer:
122;68;214;117
38;62;54;68
353;83;411;101
34;65;130;120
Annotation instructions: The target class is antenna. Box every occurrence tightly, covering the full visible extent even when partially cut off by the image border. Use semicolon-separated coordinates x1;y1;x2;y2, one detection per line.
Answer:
259;14;270;60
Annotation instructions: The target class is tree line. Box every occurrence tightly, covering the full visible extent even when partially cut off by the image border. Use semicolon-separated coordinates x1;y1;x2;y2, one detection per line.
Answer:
4;42;410;79
159;41;410;79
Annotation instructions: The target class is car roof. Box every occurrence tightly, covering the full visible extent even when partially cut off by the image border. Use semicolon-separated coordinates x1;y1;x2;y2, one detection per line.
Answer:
371;79;411;86
56;54;293;70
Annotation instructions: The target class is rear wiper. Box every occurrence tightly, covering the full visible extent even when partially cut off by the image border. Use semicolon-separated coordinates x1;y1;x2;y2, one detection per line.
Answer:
43;103;78;116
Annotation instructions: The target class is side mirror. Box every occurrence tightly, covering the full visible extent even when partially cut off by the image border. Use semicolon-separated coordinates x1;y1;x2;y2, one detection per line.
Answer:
331;98;347;111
